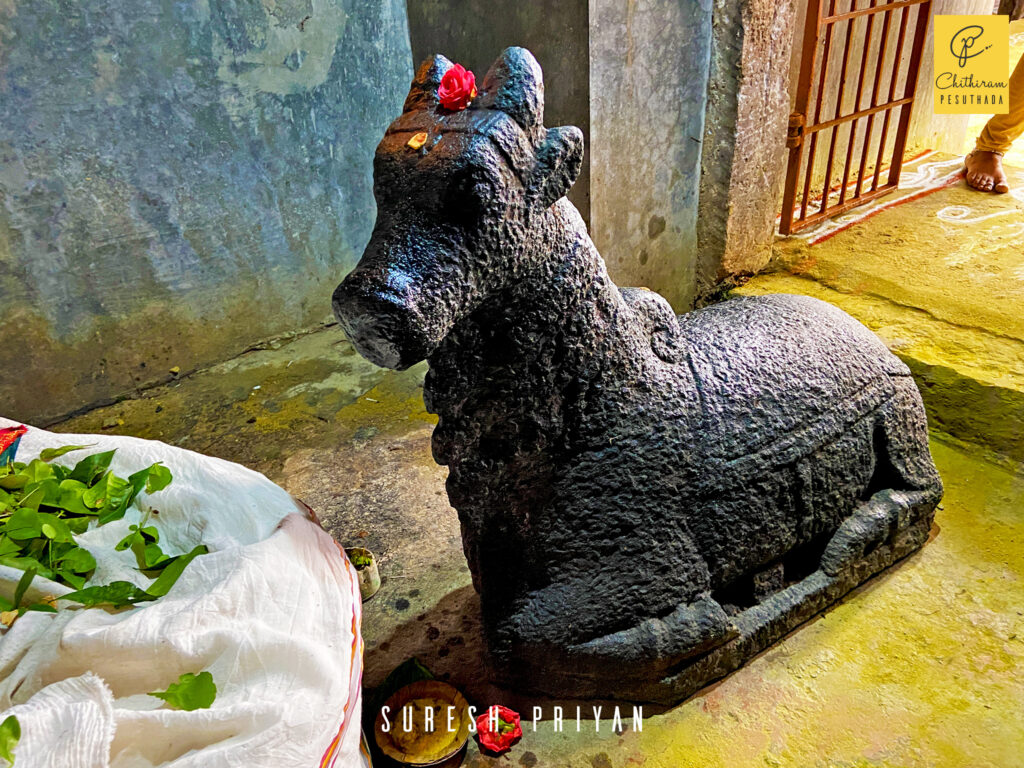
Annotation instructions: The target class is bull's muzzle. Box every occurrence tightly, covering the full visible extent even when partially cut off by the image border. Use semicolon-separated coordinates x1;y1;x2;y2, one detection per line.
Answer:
332;266;441;370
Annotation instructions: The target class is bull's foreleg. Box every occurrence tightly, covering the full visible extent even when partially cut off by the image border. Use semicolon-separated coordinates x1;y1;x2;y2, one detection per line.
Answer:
566;593;738;668
492;531;735;681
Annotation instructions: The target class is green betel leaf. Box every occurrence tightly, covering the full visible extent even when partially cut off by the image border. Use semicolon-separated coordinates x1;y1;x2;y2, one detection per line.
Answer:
55;546;96;575
115;529;140;552
39;445;94;462
122;463;173;513
145;545;208;598
15;486;45;512
35;513;73;544
0;714;19;766
131;527;168;569
61;581;155;609
56;480;94;516
4;508;41;541
68;450;116;486
117;526;171;570
144;464;172;495
0;473;26;491
21;460;53;485
97;473;132;523
82;473;110;509
126;467;149;498
148;671;217;712
139;542;170;571
35;478;61;507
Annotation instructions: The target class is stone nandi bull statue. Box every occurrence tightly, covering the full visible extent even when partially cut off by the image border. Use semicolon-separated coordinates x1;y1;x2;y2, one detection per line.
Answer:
333;48;942;703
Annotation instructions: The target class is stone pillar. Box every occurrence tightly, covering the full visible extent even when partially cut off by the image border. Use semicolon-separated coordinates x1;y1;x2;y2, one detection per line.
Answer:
589;0;714;312
696;0;797;303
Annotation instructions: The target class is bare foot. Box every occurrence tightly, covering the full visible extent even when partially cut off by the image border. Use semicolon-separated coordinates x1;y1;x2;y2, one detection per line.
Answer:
964;150;1010;193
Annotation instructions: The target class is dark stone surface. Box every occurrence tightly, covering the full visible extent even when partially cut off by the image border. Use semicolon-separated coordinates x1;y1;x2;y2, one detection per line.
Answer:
332;47;944;703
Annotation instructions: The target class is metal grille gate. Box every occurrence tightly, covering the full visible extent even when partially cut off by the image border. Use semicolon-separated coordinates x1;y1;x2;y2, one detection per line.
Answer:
780;0;932;235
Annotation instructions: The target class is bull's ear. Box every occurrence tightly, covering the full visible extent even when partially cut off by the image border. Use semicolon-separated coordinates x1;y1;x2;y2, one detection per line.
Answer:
531;126;584;209
404;54;454;112
477;47;544;137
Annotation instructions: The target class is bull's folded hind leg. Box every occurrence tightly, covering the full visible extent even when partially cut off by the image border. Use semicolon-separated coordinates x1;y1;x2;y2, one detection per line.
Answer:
820;488;928;576
821;378;942;577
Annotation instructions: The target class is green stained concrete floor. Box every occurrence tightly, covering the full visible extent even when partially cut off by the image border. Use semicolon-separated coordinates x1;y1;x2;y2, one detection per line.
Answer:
53;324;1024;768
773;159;1024;344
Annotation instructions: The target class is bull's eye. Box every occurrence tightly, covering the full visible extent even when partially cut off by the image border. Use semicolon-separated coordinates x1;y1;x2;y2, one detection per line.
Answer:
448;169;496;222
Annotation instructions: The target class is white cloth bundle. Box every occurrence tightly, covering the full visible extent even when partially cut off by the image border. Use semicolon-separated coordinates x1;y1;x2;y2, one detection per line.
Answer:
0;418;365;768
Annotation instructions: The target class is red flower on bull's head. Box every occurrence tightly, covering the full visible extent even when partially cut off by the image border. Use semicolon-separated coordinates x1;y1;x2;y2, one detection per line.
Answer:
438;63;476;111
475;705;521;755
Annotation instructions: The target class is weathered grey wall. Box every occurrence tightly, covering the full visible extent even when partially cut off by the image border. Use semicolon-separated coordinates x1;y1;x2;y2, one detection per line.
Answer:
406;0;590;221
590;0;713;311
697;0;796;300
0;0;412;425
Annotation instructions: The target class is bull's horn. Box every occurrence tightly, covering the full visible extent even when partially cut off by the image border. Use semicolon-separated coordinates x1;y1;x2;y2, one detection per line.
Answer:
403;54;454;113
476;47;544;139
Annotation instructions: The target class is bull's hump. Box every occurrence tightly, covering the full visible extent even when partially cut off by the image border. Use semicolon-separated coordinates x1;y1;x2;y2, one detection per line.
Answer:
679;293;907;463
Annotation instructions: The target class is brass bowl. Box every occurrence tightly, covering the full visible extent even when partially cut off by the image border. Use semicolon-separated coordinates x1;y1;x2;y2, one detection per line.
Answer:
373;680;471;766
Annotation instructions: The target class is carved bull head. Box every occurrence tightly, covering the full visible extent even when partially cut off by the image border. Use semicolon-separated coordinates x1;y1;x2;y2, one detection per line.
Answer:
332;47;584;369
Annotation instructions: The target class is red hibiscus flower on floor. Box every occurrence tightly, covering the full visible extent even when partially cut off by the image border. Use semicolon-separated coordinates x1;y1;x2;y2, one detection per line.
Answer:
475;705;522;755
438;63;476;111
